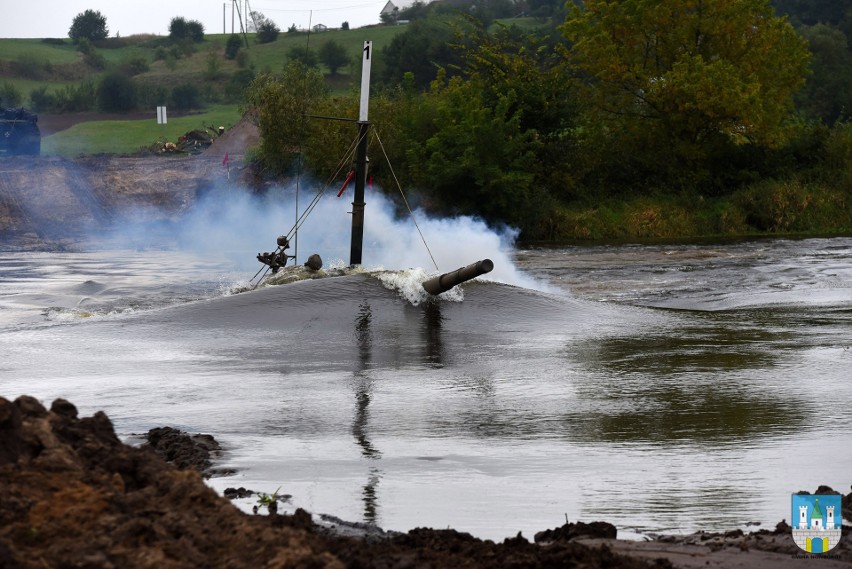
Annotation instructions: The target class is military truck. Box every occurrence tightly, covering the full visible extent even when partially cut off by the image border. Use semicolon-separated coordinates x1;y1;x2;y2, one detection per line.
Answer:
1;107;41;156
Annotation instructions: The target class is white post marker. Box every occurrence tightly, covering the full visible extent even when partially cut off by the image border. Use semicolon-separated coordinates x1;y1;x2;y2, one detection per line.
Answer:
156;106;168;125
359;41;372;122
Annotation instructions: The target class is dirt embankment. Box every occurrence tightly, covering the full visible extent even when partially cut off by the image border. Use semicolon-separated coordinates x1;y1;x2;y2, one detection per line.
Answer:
0;155;219;248
2;396;851;569
0;114;261;250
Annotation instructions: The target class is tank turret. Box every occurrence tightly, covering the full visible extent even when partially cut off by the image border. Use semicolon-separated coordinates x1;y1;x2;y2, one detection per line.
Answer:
1;107;41;156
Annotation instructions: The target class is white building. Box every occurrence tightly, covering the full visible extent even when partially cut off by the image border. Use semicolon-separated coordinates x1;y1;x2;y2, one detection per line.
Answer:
380;0;431;19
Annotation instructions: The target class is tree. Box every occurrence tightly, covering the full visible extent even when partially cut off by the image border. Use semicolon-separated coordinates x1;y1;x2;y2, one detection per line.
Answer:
257;20;280;43
248;11;280;43
795;24;852;124
381;16;467;89
69;10;109;44
319;40;349;75
244;63;328;174
169;17;205;43
772;0;852;26
561;0;811;188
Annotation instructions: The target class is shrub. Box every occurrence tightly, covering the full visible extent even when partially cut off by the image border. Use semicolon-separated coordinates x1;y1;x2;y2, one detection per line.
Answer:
121;55;150;76
169;17;205;43
225;34;242;59
204;50;223;80
136;84;168;108
98;72;137;112
77;38;106;69
225;68;256;102
28;86;54;112
236;50;250;69
256;21;280;44
171;83;203;110
287;46;317;68
0;82;23;107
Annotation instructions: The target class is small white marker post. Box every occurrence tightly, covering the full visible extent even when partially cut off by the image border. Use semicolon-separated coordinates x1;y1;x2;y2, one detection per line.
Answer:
156;106;168;125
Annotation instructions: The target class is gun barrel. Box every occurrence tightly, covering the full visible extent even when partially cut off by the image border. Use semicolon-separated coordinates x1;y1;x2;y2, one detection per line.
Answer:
422;259;494;295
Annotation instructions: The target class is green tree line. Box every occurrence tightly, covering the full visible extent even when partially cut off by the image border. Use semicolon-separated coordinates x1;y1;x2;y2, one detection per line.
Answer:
246;0;852;240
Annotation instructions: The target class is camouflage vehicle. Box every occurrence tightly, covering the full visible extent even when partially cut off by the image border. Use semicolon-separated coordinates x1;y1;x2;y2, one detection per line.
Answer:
1;107;41;156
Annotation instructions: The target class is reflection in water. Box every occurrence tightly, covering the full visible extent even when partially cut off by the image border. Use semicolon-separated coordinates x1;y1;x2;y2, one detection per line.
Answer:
422;301;444;367
352;301;381;524
565;312;810;445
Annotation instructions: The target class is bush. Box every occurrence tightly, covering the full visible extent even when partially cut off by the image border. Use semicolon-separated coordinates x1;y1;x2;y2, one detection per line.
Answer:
187;20;205;42
77;38;106;69
0;82;23;107
69;9;108;43
169;17;205;43
287;46;317;68
98;72;137;112
256;21;280;43
225;34;242;59
319;40;349;75
171;83;203;110
136;84;168;108
121;55;150;76
225;68;256;102
50;81;96;112
204;50;223;80
236;50;251;69
28;86;54;112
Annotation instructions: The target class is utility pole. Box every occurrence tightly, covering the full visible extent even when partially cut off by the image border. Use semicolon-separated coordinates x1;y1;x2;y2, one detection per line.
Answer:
349;41;372;267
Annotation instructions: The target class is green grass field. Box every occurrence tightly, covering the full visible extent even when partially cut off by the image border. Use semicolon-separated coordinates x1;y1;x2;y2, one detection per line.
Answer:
41;105;243;156
0;25;410;155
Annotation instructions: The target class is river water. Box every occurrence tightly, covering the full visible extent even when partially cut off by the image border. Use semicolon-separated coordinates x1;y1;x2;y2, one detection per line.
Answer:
0;235;850;541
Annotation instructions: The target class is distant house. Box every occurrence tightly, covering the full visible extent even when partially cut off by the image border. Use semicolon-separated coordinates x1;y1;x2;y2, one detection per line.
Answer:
380;0;430;20
312;23;328;32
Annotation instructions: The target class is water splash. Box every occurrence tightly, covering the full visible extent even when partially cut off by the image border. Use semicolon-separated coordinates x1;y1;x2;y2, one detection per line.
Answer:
374;268;464;306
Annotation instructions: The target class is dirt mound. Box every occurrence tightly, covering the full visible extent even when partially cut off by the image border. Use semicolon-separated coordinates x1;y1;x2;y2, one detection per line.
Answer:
0;395;675;569
203;113;259;163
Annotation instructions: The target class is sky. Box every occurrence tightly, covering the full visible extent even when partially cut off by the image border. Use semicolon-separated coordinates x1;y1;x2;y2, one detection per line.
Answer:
0;0;388;39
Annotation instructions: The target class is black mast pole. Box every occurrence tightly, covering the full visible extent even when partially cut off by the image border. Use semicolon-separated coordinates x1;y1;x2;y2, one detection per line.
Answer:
349;41;372;267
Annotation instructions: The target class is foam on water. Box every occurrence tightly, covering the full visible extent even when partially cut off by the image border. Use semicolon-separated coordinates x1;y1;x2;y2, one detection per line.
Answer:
374;267;464;306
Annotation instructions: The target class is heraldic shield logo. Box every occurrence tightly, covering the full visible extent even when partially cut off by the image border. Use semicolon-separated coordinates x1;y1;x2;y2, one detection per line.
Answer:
791;494;842;553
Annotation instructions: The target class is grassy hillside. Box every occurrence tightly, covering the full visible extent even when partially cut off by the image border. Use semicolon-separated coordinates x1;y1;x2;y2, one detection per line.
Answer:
0;25;407;155
0;25;406;107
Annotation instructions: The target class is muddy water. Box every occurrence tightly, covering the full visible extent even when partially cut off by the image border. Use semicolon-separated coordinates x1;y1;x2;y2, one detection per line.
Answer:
0;237;849;540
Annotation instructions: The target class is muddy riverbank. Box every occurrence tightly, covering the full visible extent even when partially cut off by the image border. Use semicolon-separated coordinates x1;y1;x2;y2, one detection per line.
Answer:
2;395;850;569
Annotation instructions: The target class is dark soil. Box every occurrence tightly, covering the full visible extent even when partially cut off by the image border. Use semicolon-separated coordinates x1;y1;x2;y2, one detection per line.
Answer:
2;396;851;569
143;426;225;477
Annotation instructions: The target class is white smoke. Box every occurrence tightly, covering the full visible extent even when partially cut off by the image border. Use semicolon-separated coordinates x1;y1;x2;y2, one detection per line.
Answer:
95;180;550;291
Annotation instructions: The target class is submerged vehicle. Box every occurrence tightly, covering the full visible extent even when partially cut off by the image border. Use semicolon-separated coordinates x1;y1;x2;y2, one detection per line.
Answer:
253;41;493;292
1;107;41;156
